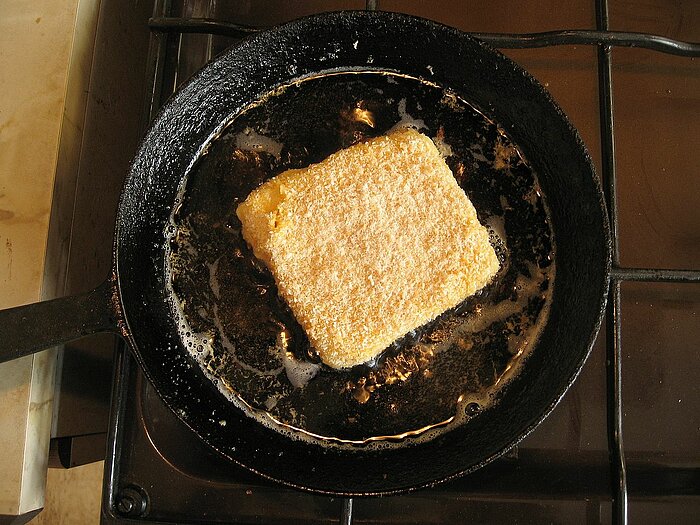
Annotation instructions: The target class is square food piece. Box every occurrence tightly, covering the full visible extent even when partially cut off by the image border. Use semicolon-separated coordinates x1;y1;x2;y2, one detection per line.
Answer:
236;128;499;369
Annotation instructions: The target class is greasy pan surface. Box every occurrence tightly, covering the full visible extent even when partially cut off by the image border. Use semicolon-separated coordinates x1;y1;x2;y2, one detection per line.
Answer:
116;11;610;495
169;72;555;446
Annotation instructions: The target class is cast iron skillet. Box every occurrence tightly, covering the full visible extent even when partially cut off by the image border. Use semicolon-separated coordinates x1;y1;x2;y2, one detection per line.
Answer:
0;11;610;495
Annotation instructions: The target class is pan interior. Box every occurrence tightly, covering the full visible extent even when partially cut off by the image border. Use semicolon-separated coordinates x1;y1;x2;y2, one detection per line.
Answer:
165;71;554;449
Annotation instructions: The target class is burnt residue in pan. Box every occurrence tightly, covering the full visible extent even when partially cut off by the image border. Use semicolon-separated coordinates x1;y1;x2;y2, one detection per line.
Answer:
165;72;554;448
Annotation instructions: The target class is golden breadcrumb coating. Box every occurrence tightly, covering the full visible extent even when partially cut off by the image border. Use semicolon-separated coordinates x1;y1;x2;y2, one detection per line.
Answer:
236;128;499;369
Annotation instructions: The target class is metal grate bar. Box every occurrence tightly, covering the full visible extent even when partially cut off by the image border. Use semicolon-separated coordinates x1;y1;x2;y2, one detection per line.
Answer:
147;17;700;57
149;16;259;37
611;268;700;283
596;1;628;524
605;280;627;525
341;498;353;525
473;30;700;56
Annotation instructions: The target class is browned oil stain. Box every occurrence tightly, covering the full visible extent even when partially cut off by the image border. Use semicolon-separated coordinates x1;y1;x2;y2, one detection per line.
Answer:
35;17;41;24
0;115;17;136
493;136;518;171
347;346;435;404
5;237;12;279
0;208;48;226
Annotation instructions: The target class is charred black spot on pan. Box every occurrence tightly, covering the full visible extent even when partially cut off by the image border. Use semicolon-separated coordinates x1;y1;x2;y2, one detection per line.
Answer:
169;72;555;445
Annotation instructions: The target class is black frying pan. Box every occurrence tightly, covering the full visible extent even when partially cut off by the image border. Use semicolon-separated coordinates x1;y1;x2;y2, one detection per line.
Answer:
0;12;610;495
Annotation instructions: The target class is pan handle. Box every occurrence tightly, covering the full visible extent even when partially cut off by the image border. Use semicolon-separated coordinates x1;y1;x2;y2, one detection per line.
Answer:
0;280;118;363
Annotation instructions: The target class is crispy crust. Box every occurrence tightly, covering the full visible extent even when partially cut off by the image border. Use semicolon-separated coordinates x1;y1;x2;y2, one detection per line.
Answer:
236;129;499;369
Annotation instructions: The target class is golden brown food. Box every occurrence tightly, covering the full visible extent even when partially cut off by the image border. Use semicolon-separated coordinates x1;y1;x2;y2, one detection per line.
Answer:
236;128;499;369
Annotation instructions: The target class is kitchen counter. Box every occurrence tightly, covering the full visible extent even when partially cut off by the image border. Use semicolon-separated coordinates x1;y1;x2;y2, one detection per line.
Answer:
0;1;100;522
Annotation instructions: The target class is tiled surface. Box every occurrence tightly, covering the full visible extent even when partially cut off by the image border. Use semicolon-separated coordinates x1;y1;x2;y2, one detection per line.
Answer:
613;48;700;269
381;0;595;32
621;282;700;460
610;0;700;269
609;0;699;39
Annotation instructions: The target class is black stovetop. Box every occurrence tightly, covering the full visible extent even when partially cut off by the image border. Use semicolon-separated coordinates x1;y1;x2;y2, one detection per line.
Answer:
93;1;699;524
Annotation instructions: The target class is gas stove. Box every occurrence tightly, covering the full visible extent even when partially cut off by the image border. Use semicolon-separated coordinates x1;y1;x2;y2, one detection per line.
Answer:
46;1;700;524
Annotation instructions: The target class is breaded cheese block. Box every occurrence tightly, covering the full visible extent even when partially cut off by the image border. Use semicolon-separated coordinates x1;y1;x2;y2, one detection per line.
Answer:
236;128;499;369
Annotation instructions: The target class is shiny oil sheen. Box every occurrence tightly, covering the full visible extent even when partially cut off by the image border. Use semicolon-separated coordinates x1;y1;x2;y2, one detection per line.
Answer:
166;72;555;447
